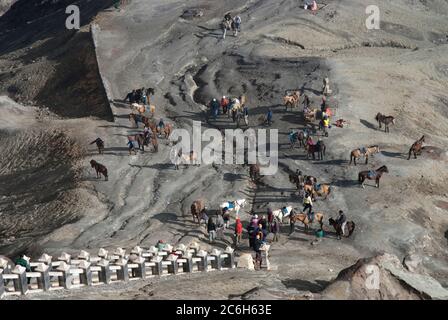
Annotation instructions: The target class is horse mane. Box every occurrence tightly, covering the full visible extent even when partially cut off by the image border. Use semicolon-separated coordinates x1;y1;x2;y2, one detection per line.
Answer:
375;113;382;121
377;165;388;171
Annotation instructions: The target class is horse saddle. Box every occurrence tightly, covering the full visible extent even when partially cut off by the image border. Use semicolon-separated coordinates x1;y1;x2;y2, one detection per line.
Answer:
227;202;235;209
360;147;367;154
367;170;376;178
314;184;321;192
281;207;288;214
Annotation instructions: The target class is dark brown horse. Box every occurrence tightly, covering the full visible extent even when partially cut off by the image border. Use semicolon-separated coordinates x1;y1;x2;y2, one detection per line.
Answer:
329;218;355;239
131;133;150;152
191;199;205;224
375;113;396;133
90;138;104;154
249;164;260;181
90;160;108;181
358;165;388;188
306;140;326;160
408;135;425;160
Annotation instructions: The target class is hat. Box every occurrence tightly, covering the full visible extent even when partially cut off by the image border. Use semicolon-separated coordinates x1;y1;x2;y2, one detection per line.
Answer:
254;214;258;218
223;96;226;99
213;98;217;101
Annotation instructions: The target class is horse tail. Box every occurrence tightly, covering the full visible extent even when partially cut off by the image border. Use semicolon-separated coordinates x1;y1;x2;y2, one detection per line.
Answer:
348;222;355;237
327;186;332;195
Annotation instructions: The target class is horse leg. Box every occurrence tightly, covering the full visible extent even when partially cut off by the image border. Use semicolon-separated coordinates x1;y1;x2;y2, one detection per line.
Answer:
376;178;379;188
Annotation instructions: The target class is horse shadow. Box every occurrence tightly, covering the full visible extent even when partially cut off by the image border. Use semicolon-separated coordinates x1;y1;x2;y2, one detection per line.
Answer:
360;119;377;130
223;172;245;182
313;159;347;166
331;179;358;188
282;279;330;293
381;150;405;159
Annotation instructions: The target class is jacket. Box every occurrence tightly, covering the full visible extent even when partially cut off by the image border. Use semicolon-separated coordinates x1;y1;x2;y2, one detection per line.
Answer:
235;221;243;234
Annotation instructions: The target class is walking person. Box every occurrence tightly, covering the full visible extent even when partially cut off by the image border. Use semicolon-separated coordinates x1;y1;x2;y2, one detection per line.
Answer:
221;96;229;114
127;138;137;155
253;234;263;270
289;212;296;235
336;210;347;240
266;108;273;126
234;218;243;246
271;218;280;242
207;217;217;243
243;104;249;126
221;18;230;40
233;15;242;36
303;192;313;216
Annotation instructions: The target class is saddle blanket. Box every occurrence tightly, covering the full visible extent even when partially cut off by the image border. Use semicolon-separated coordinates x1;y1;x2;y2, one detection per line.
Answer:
314;184;321;192
367;170;376;178
225;202;235;209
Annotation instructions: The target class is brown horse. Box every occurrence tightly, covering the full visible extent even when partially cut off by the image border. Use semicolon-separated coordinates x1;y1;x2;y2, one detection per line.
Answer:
329;218;355;239
90;160;108;181
129;113;152;128
90;138;104;154
292;212;324;232
157;123;173;139
191;200;205;224
408;135;425;160
283;91;300;111
249;164;260;181
349;145;380;165
375;113;396;133
306;140;326;160
289;130;306;148
358;165;388;188
304;183;331;200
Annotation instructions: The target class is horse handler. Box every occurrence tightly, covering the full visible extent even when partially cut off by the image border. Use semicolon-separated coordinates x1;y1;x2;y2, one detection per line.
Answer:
234;218;243;246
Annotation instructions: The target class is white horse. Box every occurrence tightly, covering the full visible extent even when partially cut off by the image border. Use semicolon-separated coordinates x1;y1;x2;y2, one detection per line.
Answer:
220;199;247;216
272;206;293;223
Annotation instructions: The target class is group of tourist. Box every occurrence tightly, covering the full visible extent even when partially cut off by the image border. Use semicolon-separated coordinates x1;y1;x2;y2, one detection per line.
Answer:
221;13;242;39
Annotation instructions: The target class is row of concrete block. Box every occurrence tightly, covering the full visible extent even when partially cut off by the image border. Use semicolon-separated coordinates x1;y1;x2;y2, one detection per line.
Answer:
0;243;235;298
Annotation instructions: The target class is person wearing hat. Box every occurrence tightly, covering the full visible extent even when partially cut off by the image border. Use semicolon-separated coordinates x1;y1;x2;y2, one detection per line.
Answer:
207;216;217;243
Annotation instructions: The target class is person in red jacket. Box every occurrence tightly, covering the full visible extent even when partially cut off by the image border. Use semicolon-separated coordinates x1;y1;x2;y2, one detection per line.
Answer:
221;96;230;115
235;218;243;245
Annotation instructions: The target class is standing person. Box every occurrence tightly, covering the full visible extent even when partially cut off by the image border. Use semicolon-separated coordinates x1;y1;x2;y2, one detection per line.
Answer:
235;218;243;245
322;77;330;95
221;96;229;114
233;15;242;36
127;137;137;155
289;212;296;235
216;214;225;238
247;222;255;248
336;210;347;239
253;234;263;270
243;104;249;126
259;215;267;231
271;218;280;242
207;217;217;243
209;98;220;120
302;94;310;109
303;192;313;216
124;90;136;104
267;208;274;226
222;207;231;229
266;108;273;126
